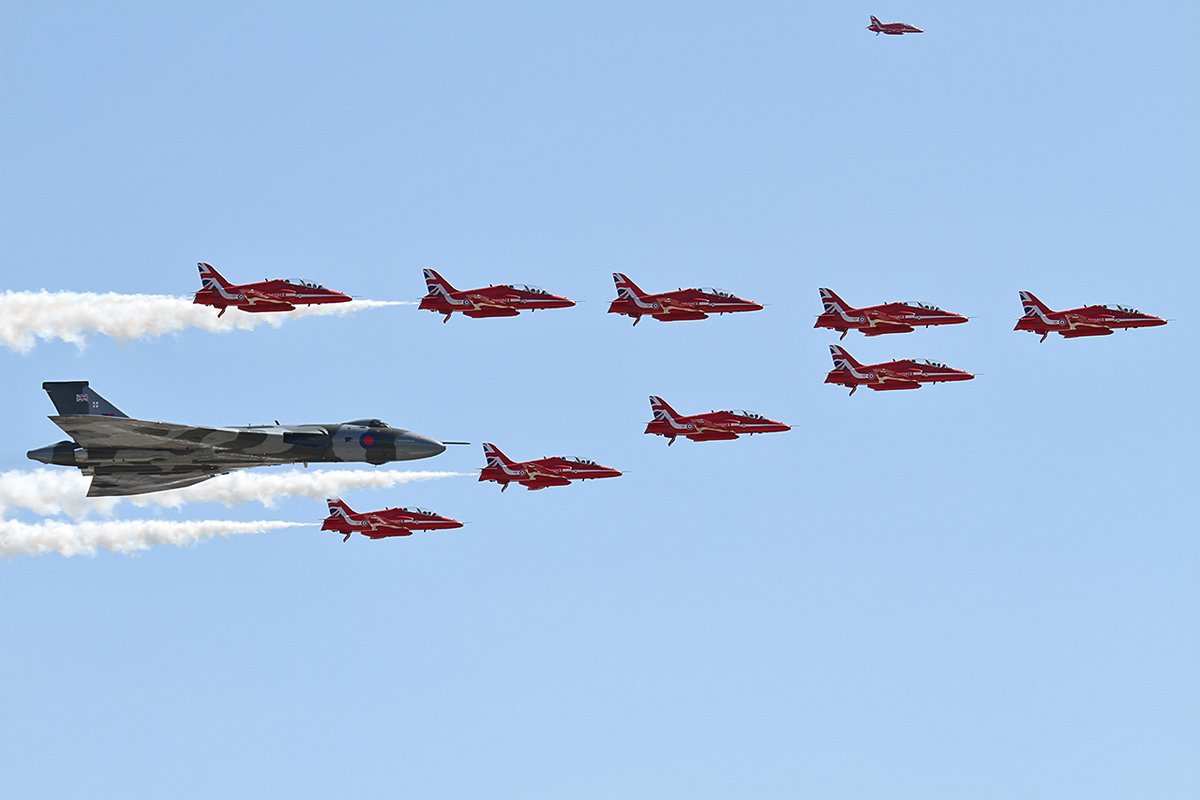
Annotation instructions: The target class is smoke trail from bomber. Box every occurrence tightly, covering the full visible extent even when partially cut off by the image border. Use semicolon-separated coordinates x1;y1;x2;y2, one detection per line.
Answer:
0;518;306;558
0;468;471;520
0;291;413;353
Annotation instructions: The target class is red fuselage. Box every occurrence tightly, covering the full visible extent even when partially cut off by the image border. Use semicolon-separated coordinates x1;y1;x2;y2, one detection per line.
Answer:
609;289;762;324
868;17;923;35
815;288;967;338
645;409;790;444
1014;293;1167;341
825;346;973;395
479;448;622;491
420;269;574;321
321;506;462;541
193;264;351;315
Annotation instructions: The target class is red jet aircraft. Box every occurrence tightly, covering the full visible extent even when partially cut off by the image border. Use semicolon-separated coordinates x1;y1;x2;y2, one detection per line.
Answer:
644;396;790;445
608;273;763;326
825;344;973;396
479;443;622;491
419;269;575;322
192;262;351;317
867;15;923;35
1014;291;1168;342
321;498;462;542
815;288;968;339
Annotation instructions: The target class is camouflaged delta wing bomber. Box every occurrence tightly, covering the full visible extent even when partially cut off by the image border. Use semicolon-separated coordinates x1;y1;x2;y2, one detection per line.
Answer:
27;381;447;497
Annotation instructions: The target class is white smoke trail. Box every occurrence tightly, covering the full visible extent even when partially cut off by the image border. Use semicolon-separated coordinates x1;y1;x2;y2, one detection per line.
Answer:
0;468;471;520
0;518;306;558
0;291;413;353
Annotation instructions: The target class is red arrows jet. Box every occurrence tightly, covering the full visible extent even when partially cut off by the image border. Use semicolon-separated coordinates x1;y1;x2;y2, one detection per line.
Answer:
192;262;351;317
867;15;923;35
825;344;973;396
644;396;790;445
479;443;622;491
815;288;968;339
419;269;575;322
607;273;763;326
321;498;462;542
1014;291;1168;343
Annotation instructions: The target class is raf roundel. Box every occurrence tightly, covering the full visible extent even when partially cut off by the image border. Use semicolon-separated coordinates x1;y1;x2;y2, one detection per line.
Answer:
359;432;377;448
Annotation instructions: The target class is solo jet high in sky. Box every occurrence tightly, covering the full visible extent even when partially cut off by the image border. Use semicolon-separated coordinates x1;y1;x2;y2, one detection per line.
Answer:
825;345;974;396
867;15;923;35
1014;291;1167;342
644;396;790;445
608;273;763;325
321;498;462;542
478;443;621;491
815;288;967;339
27;381;448;496
193;262;351;317
419;269;575;322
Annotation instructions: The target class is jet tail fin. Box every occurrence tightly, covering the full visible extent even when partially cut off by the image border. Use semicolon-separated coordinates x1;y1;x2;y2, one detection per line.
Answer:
423;268;458;297
1019;290;1053;318
197;262;233;290
42;381;128;418
648;395;681;421
870;15;882;25
326;497;355;517
482;442;515;468
828;345;864;371
612;272;646;300
818;287;852;314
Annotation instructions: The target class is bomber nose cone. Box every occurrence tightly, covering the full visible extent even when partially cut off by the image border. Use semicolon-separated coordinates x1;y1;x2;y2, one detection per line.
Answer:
409;434;447;459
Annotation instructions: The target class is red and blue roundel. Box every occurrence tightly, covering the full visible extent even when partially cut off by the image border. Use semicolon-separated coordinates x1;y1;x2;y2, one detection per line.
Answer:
359;432;377;448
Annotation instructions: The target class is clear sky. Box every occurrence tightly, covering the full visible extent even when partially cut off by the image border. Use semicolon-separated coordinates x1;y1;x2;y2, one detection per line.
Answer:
1;2;1197;797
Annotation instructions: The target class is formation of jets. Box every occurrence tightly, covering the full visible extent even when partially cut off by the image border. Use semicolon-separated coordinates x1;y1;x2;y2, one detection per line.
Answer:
29;0;1172;544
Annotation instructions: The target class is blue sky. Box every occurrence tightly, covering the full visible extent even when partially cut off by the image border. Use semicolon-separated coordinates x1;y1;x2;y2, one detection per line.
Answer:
1;2;1197;797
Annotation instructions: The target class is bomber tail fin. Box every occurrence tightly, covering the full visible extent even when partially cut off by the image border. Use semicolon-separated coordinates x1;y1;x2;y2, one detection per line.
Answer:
42;381;128;418
423;268;458;297
828;344;865;372
482;442;515;468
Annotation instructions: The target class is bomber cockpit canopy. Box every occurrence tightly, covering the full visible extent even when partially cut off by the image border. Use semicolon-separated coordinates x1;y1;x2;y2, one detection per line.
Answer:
905;301;943;311
506;283;548;294
918;359;947;368
567;457;597;466
1105;304;1139;314
698;287;736;298
729;409;764;419
345;418;390;428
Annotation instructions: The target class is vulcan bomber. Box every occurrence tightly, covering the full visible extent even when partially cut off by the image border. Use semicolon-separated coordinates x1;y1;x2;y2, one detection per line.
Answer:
27;381;448;497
